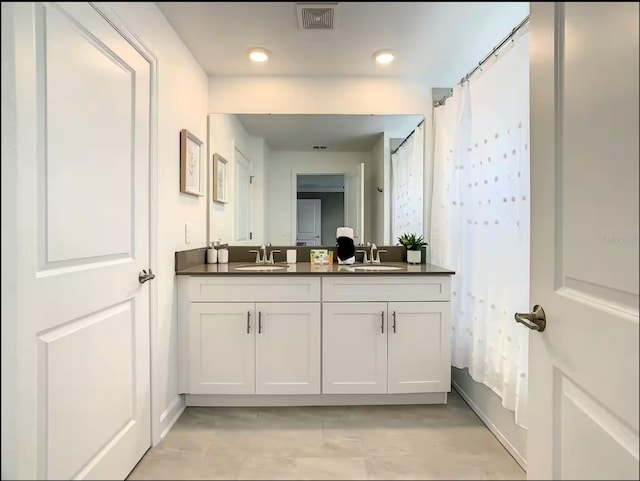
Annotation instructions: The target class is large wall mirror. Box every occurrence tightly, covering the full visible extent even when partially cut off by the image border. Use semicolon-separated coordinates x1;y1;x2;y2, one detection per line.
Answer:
206;114;425;247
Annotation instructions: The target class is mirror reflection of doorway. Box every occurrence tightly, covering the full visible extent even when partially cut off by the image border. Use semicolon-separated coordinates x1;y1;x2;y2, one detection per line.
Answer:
296;174;344;246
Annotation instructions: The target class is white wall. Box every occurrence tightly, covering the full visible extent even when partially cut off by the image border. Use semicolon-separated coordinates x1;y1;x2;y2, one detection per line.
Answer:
106;2;209;442
452;368;527;469
267;151;371;245
208;76;433;240
208;113;266;244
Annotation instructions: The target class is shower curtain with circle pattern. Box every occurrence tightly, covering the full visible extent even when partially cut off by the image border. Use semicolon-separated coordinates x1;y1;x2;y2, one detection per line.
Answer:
391;123;424;243
430;30;531;427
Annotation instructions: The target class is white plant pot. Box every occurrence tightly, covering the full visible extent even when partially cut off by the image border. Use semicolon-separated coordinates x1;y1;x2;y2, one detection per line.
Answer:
406;249;421;264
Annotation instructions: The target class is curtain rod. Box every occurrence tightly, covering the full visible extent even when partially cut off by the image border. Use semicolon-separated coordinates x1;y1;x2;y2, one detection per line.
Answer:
434;14;530;108
391;119;424;156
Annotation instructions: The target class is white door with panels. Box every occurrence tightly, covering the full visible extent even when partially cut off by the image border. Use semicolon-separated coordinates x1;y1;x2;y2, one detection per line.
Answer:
255;303;321;395
527;3;639;479
296;199;322;246
234;148;253;244
345;162;365;245
11;2;152;479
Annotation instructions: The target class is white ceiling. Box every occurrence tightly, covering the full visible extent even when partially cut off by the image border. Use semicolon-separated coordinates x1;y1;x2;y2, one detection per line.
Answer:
235;114;423;151
156;2;529;85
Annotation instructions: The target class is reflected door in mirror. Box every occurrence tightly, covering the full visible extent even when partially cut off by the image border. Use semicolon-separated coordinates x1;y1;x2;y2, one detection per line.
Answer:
297;199;321;246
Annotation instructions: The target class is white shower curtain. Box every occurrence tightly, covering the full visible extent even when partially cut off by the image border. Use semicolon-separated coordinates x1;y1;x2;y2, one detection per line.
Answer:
431;29;530;427
391;123;424;242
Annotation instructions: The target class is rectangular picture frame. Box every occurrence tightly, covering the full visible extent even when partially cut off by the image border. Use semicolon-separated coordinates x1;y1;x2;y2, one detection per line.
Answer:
212;153;228;204
180;129;204;197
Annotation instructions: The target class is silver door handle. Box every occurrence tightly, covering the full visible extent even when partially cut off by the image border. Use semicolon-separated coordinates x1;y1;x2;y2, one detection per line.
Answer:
514;305;546;332
247;311;251;334
392;311;397;333
138;269;155;284
380;311;385;333
258;311;263;334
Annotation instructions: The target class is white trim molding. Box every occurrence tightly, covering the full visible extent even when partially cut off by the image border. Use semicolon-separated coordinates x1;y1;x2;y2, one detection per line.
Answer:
185;392;447;407
452;379;527;470
159;395;186;440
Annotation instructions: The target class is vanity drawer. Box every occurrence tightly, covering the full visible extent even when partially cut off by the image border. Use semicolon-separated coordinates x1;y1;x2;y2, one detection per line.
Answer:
188;276;321;302
321;276;450;302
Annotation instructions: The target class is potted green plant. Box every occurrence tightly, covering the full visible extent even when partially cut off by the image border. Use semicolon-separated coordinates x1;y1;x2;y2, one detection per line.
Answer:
398;233;428;264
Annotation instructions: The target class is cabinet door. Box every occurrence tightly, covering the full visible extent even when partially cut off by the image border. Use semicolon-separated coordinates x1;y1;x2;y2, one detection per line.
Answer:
387;302;451;393
322;302;388;394
188;303;255;394
255;303;321;394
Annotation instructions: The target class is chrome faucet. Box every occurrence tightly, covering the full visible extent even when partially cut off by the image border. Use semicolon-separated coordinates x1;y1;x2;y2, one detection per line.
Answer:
356;248;371;264
265;243;281;264
249;243;281;264
249;244;267;264
370;243;387;264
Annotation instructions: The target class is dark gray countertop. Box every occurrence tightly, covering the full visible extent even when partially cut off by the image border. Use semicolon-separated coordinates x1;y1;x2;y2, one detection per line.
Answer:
176;262;455;276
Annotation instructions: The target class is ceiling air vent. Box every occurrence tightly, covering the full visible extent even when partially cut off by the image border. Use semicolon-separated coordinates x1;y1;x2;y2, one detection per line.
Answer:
297;3;338;30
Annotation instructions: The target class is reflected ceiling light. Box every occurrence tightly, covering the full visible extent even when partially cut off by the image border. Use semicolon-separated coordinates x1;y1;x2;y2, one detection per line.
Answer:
247;47;270;62
373;49;395;64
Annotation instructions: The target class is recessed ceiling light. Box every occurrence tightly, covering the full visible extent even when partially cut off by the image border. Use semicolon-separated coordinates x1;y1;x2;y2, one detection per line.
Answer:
247;47;270;63
373;49;395;65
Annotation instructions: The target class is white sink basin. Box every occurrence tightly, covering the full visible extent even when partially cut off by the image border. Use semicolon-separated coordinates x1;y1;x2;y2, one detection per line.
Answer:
233;264;288;271
353;264;404;271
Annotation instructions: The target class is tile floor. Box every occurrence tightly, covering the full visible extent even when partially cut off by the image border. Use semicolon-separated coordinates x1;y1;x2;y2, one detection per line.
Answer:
128;390;525;480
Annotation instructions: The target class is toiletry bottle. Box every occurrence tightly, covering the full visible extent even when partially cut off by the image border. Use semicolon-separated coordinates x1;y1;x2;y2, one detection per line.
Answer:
218;245;229;264
206;242;218;264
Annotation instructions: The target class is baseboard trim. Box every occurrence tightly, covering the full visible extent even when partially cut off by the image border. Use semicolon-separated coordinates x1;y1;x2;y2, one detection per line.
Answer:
185;392;447;407
452;379;527;471
451;379;527;472
159;395;185;441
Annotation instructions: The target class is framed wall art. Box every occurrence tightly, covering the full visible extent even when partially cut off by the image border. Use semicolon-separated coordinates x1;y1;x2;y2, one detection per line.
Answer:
212;153;228;203
180;129;204;197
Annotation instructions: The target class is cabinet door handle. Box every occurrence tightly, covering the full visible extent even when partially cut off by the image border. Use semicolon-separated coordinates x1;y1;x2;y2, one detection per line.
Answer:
380;311;385;333
392;311;397;333
258;311;262;334
247;311;251;334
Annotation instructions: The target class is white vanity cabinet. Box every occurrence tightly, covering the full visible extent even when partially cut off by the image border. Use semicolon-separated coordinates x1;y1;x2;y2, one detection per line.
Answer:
179;276;322;395
178;272;452;405
255;302;321;395
387;302;450;394
322;301;451;395
321;277;451;395
322;302;388;394
188;302;255;394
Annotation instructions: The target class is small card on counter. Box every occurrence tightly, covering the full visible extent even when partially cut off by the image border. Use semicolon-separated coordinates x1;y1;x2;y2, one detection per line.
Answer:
310;249;333;265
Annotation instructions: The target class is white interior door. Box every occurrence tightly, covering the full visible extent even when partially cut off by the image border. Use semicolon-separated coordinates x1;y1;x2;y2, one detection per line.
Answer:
255;303;321;395
234;148;252;244
296;199;322;246
528;3;639;479
10;2;152;479
345;162;365;245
